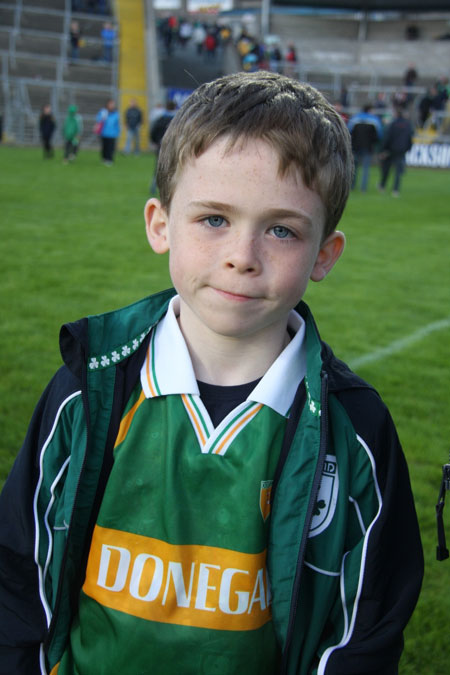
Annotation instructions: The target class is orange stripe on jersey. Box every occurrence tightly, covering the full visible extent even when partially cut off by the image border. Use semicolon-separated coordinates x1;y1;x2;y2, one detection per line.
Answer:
213;404;263;455
115;390;146;448
181;394;207;446
49;664;60;675
145;343;157;397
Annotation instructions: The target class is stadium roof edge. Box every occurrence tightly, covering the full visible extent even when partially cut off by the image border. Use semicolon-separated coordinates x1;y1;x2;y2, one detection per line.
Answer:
219;6;450;18
269;1;450;10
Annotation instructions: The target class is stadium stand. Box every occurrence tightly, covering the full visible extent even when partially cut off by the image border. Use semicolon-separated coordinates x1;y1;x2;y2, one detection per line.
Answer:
0;0;117;145
1;2;449;146
223;10;448;97
217;6;450;135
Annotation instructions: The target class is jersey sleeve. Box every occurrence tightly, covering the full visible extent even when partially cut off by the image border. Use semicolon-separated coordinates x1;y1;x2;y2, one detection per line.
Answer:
318;388;424;674
0;367;82;674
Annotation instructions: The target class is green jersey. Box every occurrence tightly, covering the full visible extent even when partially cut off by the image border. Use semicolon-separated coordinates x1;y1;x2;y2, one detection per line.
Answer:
56;297;307;674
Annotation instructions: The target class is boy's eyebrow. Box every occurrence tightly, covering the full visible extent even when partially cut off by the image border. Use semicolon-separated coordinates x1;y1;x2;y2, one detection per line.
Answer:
188;201;314;227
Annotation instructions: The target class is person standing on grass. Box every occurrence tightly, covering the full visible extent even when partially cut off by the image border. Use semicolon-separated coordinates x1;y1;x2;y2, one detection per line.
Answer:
124;99;143;156
62;104;83;163
96;99;120;166
39;103;56;158
378;105;414;197
347;103;383;192
0;72;423;675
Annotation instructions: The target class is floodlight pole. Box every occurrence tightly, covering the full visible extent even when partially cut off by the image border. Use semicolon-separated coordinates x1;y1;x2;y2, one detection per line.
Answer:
261;0;271;39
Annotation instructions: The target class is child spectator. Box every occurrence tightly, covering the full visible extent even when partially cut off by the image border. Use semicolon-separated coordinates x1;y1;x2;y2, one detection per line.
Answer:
62;104;83;163
0;72;423;675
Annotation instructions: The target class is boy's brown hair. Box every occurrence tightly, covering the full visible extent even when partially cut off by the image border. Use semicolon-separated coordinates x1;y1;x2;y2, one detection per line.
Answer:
156;71;353;238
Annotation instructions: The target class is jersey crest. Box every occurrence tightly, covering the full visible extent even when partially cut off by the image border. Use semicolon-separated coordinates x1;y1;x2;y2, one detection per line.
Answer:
309;455;339;537
260;480;273;522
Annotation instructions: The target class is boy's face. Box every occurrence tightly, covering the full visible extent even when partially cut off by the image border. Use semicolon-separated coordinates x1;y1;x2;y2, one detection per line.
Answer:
145;137;344;347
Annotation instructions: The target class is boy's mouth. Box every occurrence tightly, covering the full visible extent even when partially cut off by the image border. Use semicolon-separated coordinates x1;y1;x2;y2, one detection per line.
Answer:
214;288;257;302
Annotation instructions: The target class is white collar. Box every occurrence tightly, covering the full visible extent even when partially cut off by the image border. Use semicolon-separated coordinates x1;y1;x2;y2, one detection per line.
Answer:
140;295;306;417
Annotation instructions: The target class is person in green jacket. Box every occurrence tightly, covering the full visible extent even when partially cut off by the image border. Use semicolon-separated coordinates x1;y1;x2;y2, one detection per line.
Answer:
0;72;423;675
62;104;83;163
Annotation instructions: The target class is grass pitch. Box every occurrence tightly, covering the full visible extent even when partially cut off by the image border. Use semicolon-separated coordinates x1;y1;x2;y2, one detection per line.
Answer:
1;146;449;672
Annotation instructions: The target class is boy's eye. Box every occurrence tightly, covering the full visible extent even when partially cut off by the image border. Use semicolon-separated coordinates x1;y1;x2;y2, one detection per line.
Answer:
271;225;294;239
206;216;225;228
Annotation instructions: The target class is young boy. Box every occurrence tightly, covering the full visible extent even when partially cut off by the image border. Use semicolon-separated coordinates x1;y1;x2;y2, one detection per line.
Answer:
0;72;423;675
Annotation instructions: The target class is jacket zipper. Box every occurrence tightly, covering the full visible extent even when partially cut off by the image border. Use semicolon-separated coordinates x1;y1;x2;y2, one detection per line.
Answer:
279;371;329;675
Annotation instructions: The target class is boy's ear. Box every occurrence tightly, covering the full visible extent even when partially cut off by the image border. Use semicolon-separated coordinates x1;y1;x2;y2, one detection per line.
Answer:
310;230;346;282
144;198;169;254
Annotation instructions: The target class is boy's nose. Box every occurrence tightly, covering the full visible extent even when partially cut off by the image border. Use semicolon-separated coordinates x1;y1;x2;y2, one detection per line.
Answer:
224;235;261;274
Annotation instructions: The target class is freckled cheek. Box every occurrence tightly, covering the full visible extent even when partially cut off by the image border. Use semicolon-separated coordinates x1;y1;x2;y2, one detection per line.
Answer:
276;267;310;304
169;246;205;288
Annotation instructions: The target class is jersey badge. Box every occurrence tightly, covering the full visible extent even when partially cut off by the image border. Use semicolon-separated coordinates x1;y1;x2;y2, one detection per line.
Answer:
260;480;273;522
308;455;339;537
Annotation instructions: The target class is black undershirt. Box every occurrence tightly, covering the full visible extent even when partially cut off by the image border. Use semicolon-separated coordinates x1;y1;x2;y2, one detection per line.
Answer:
197;378;262;427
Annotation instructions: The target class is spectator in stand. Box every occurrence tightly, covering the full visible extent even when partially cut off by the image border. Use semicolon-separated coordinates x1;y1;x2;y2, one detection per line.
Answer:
347;103;383;192
268;44;282;73
378;106;414;197
236;31;254;64
124;99;143;156
285;44;297;63
178;19;192;48
192;22;206;55
374;91;388;123
432;77;450;128
70;20;81;61
163;15;178;56
39;104;56;158
418;86;435;128
403;63;418;88
242;48;259;73
96;99;120;166
219;25;231;47
63;105;83;163
101;22;116;63
403;64;418;107
284;44;298;77
204;30;217;61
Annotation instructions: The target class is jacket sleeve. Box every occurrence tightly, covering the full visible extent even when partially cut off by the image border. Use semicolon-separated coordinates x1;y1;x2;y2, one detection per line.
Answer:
0;367;81;674
320;388;424;675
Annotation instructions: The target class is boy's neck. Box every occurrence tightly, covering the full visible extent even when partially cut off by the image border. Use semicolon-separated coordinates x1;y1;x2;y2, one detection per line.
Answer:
177;309;291;387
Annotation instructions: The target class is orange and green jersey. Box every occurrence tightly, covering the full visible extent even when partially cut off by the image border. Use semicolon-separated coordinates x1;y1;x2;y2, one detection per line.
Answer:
55;296;307;675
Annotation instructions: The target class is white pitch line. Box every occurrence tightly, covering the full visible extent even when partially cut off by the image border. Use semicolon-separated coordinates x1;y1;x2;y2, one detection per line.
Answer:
349;317;450;369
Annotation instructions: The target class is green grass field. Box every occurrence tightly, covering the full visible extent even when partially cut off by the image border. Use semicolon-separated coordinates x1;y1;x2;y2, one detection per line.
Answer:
1;146;450;672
